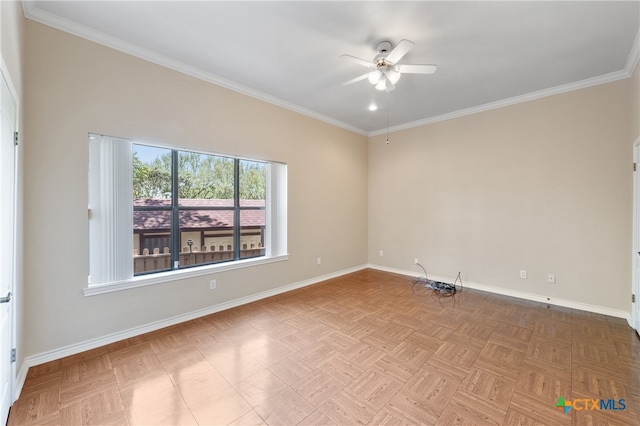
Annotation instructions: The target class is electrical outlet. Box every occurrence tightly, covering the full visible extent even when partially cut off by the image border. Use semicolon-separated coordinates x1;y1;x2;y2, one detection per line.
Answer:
414;258;419;264
209;279;217;290
547;274;556;284
379;250;384;257
520;270;527;279
317;257;321;265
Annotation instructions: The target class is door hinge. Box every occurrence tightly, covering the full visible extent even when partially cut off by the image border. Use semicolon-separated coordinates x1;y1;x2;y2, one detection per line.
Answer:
633;294;636;303
14;131;18;146
11;348;16;363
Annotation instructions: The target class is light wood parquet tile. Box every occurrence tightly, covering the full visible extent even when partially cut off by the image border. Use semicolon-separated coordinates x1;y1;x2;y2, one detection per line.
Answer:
318;355;364;385
228;409;268;426
59;371;119;407
431;339;481;367
296;409;338;426
572;320;614;343
373;353;422;383
449;320;497;348
459;367;516;411
183;384;252;425
347;367;404;408
296;342;340;369
383;391;440;425
368;407;424;426
8;269;640;426
506;392;571;426
340;342;386;370
317;388;378;426
387;340;433;370
515;360;572;405
234;369;288;407
291;370;342;408
318;330;360;353
436;392;507;425
398;365;460;417
254;388;314;426
119;374;198;425
572;339;622;375
59;387;127;426
527;335;572;369
7;386;61;426
532;318;573;343
540;304;573;324
572;365;629;399
268;354;315;386
489;322;534;352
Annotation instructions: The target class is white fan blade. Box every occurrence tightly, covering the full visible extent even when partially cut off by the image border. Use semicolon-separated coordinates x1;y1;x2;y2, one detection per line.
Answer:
385;83;396;92
340;54;373;68
397;64;438;74
342;73;369;86
385;39;414;64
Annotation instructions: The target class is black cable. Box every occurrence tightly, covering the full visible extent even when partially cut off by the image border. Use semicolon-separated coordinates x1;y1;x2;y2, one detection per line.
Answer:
454;271;463;293
411;263;463;299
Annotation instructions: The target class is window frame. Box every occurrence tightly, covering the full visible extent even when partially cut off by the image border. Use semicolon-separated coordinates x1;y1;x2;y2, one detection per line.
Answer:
86;134;288;296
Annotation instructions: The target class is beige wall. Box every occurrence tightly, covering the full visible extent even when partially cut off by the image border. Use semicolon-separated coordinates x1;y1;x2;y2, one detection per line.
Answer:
369;78;633;312
1;0;25;381
23;21;368;357
632;63;639;142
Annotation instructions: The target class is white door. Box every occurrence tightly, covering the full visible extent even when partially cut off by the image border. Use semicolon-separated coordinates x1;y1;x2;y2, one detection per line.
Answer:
0;65;17;425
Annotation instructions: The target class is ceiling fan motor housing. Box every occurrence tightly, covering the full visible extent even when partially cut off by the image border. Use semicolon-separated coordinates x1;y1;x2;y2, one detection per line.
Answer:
376;41;392;54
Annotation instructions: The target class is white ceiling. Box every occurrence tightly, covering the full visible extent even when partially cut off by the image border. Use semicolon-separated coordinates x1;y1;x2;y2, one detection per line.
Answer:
23;1;640;136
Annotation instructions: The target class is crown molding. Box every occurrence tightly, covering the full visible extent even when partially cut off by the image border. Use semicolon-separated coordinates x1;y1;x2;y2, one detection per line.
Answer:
369;68;632;137
22;2;638;139
370;28;640;137
22;2;368;137
625;29;640;76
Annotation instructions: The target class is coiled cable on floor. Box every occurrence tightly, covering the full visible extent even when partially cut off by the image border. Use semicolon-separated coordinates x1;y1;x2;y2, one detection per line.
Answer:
412;263;462;299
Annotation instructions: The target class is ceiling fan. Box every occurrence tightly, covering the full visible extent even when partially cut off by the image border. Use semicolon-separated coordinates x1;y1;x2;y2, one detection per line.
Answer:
341;39;437;92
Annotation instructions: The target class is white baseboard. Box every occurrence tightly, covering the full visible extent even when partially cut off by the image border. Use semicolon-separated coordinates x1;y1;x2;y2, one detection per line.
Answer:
20;264;368;372
368;263;631;320
13;363;28;402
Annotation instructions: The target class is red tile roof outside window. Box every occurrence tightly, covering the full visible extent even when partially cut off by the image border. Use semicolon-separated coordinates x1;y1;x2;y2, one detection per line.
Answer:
134;199;266;230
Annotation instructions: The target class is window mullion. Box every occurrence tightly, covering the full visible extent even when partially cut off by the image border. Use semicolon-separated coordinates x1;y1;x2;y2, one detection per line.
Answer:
171;150;180;268
233;158;240;260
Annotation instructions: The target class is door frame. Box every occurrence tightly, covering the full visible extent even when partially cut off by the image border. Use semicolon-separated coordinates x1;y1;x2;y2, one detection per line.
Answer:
0;55;18;419
632;140;640;332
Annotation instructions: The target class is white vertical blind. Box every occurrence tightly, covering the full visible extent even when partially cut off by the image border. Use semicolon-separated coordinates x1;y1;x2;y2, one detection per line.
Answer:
88;135;133;284
266;162;287;257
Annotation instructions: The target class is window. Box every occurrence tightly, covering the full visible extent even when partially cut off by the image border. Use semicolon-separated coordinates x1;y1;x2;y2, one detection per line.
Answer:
88;134;287;288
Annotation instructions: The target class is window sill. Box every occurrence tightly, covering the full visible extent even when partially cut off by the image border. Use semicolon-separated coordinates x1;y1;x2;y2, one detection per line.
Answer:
83;254;289;297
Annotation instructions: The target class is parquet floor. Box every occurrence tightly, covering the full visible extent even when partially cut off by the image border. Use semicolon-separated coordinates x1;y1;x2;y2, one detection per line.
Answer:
8;269;640;425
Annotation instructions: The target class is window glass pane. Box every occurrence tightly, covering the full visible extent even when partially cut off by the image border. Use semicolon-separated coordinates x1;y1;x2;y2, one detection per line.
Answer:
240;209;266;259
178;152;234;207
133;211;172;275
133;145;172;200
133;144;172;275
178;209;235;268
240;160;266;207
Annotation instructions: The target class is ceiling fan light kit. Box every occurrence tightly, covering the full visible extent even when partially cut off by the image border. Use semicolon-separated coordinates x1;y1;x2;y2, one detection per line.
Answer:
341;39;438;92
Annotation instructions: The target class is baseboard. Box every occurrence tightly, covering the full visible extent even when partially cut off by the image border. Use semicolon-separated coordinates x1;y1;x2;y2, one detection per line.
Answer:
368;263;631;320
21;263;368;371
13;363;28;402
